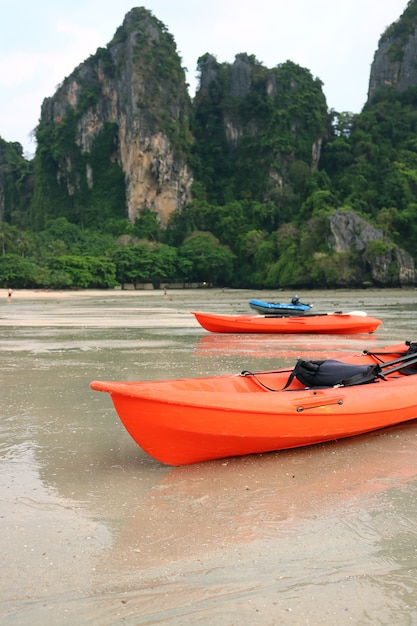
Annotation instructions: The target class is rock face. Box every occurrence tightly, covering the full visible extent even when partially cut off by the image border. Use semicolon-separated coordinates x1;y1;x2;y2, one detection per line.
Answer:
38;8;193;226
36;12;329;227
368;1;417;101
329;210;416;286
0;139;33;223
194;54;328;205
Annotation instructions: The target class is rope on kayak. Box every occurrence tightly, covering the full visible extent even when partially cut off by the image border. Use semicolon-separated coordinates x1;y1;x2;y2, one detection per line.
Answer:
240;369;292;392
362;349;405;364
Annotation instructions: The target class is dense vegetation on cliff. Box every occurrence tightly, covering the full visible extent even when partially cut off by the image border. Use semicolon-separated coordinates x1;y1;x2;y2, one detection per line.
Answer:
1;3;417;290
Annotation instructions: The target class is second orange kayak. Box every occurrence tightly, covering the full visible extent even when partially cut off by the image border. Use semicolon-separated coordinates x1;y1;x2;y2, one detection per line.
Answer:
191;311;382;334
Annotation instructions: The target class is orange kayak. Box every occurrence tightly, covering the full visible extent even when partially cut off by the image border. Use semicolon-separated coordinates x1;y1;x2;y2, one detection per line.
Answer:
191;311;382;334
90;342;417;465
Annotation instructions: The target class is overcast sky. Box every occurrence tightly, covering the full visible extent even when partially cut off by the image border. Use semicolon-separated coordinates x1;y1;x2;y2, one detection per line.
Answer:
0;0;405;157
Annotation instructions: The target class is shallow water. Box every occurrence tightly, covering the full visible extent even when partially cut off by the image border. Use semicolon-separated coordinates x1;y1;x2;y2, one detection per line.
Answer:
1;287;417;625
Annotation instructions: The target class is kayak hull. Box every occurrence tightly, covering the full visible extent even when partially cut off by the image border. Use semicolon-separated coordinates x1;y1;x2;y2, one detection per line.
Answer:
192;311;382;334
90;342;417;465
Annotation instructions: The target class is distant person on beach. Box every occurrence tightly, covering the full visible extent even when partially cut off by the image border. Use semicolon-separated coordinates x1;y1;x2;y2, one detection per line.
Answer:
7;288;13;300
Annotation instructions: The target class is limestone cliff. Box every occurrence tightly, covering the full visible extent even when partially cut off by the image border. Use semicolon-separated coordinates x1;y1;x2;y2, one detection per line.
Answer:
0;139;33;224
193;54;328;205
368;1;417;102
36;8;193;227
329;210;416;286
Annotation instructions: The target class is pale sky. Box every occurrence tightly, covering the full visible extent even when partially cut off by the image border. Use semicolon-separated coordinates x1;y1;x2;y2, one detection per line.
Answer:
0;0;405;157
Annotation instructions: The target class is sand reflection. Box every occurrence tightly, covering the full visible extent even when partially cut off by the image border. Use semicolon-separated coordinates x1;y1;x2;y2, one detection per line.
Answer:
98;421;417;571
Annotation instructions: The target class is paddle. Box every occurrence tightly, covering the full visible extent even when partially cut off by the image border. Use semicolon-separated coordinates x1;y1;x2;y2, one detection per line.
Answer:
264;310;367;319
372;351;417;377
380;358;417;377
339;351;417;385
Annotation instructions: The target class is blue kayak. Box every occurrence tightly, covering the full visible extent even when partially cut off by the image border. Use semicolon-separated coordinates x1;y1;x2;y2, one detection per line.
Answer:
249;297;311;315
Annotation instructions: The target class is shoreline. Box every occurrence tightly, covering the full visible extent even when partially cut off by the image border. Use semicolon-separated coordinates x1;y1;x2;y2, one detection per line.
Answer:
2;287;217;300
1;287;249;300
4;285;417;301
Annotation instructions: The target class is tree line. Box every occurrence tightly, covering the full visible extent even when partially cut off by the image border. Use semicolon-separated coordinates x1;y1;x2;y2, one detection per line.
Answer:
0;214;235;289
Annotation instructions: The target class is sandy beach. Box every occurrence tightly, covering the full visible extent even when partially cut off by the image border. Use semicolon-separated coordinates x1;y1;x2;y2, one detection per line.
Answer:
2;287;417;624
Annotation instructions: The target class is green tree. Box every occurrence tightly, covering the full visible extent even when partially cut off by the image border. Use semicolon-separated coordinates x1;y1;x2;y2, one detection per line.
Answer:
150;244;178;286
0;254;39;288
111;245;154;286
49;255;117;288
111;247;137;285
44;218;83;250
178;232;235;285
133;209;161;241
0;222;18;255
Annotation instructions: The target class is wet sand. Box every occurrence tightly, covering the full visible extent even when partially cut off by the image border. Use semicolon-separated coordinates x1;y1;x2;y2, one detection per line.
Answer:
1;287;417;624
